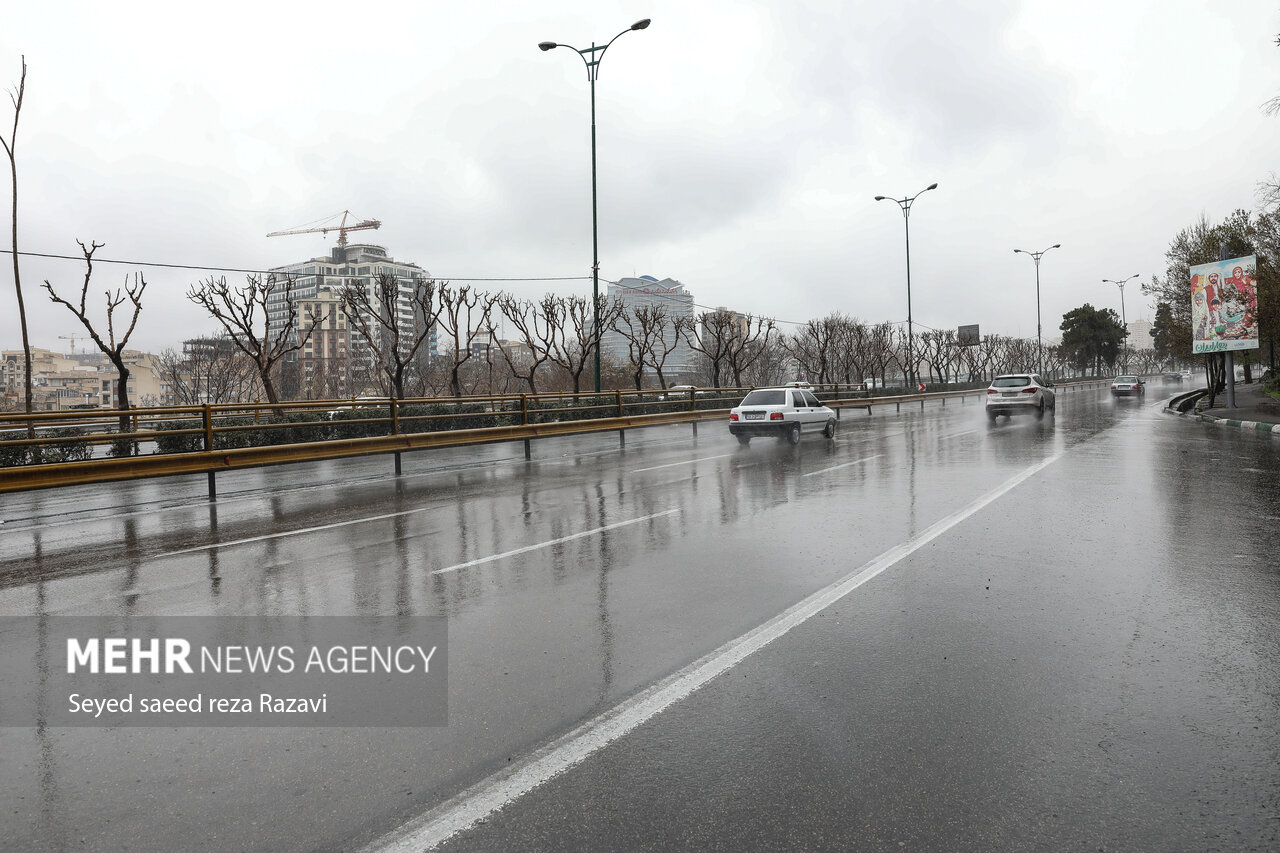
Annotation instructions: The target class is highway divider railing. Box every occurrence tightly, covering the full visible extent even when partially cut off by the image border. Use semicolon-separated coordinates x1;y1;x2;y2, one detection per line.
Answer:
0;379;1110;493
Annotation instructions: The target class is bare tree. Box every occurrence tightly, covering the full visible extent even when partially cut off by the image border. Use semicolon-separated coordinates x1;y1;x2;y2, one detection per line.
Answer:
495;293;560;393
739;334;789;388
187;273;319;404
685;310;735;388
436;283;497;397
919;329;962;385
723;314;776;387
43;241;146;433
159;333;263;404
612;305;663;390
546;294;623;393
864;322;899;388
611;305;691;391
341;273;441;399
785;315;844;383
1;56;33;434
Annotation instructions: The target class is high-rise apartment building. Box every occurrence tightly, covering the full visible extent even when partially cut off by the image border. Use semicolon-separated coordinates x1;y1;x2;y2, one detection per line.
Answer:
268;244;438;395
601;276;698;379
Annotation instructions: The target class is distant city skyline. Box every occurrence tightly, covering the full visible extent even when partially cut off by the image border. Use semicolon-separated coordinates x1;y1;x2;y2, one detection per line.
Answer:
2;2;1276;358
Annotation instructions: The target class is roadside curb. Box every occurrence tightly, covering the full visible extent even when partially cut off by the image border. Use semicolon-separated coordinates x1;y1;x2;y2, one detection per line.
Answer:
1194;412;1280;436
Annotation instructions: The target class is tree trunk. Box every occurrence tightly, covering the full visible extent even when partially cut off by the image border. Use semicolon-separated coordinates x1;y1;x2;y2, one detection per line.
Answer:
113;362;132;435
259;364;279;405
6;105;35;440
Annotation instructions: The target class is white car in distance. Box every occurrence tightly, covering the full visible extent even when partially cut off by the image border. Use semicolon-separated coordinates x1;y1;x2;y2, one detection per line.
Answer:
728;387;837;445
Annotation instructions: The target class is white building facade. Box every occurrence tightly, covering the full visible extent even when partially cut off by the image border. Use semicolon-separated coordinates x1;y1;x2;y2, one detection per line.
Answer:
601;276;698;379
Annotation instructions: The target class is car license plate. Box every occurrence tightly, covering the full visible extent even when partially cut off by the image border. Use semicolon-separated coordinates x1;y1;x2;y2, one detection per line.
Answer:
745;413;764;420
1002;391;1018;397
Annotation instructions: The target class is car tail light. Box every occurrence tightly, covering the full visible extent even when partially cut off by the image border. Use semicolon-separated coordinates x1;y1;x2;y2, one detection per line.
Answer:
987;389;998;394
730;413;739;421
770;412;783;420
1021;387;1038;394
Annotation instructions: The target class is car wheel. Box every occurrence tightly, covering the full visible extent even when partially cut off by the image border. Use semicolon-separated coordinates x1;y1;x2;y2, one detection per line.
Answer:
785;422;801;445
987;409;998;422
823;418;837;439
737;435;751;446
1035;400;1045;419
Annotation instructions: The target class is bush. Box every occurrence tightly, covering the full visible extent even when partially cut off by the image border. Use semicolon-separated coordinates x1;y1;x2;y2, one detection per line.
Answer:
154;419;204;454
399;403;513;432
526;395;619;424
263;412;331;445
45;428;93;462
329;407;390;440
0;440;28;467
106;433;139;458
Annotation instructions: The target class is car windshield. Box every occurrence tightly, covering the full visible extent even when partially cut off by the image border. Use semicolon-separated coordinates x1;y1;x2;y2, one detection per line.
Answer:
991;376;1031;388
1116;376;1139;383
740;390;786;406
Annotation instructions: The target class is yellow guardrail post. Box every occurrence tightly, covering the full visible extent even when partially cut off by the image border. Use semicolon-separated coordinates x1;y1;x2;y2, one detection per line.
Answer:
616;390;625;449
391;397;402;477
521;394;531;460
202;404;216;501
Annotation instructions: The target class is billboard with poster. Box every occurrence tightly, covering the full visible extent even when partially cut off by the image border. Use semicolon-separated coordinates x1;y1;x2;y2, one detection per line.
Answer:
1190;255;1258;354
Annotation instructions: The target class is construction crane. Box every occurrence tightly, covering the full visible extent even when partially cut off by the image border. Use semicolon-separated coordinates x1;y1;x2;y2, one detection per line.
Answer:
58;334;82;354
266;210;381;248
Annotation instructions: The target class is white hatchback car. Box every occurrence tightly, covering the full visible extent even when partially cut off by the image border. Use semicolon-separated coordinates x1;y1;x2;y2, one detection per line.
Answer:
985;373;1056;421
729;387;837;445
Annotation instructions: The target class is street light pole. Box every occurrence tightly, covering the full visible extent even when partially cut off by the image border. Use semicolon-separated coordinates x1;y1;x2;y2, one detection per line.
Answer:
540;18;650;394
1014;244;1061;377
876;183;938;390
1103;274;1139;372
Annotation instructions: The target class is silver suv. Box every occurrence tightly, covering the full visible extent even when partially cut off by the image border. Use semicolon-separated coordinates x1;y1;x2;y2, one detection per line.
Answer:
729;388;837;445
985;374;1055;421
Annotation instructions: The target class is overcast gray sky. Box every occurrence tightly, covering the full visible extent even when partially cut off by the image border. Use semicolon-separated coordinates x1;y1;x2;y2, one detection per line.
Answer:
2;0;1277;355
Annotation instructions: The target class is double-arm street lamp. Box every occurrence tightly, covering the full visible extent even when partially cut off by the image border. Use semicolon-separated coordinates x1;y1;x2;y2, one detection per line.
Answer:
875;183;938;389
1102;274;1139;372
1014;243;1061;377
540;18;651;393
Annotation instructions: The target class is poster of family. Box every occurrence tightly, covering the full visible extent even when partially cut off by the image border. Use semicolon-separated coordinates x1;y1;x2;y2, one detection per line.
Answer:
1190;255;1258;354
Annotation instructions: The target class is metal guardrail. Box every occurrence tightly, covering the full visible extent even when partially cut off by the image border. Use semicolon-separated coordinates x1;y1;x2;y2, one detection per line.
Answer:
0;379;1113;495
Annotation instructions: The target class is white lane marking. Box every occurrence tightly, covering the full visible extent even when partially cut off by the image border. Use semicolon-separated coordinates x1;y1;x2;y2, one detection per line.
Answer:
630;453;733;473
368;450;1066;853
939;429;976;440
430;509;680;576
155;505;443;557
802;454;883;477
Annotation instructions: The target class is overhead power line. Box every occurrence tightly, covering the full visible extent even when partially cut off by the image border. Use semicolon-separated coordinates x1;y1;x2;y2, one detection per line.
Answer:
0;248;591;283
0;248;823;327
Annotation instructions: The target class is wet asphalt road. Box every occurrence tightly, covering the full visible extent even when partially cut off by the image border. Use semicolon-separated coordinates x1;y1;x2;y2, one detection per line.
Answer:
1;383;1278;852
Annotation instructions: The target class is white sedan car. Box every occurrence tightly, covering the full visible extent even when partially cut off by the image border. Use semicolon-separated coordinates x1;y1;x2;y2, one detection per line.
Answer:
985;373;1056;421
729;387;837;445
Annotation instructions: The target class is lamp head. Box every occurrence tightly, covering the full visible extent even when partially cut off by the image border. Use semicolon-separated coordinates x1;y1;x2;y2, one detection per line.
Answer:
1052;243;1061;249
631;19;651;30
538;41;557;51
874;195;887;201
1014;249;1024;254
925;182;938;191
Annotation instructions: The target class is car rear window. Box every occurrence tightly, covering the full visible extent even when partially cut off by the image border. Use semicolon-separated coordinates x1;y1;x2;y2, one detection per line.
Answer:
1116;376;1139;382
740;390;786;406
991;376;1031;388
